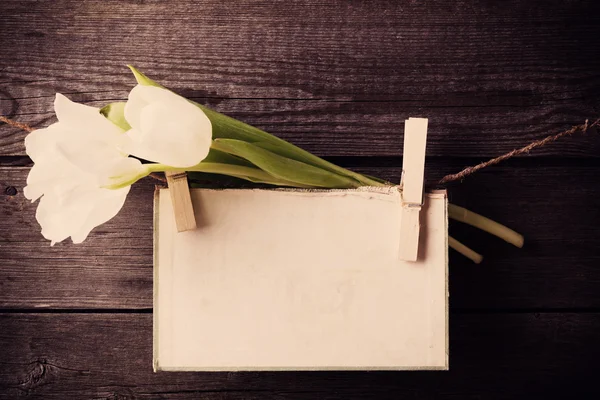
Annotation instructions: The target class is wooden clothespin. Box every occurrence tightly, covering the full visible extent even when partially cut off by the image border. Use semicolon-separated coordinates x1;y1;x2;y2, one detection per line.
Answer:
165;171;197;232
399;117;428;261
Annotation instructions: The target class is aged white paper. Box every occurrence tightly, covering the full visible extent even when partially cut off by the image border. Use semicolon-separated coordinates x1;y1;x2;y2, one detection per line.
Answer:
154;187;448;371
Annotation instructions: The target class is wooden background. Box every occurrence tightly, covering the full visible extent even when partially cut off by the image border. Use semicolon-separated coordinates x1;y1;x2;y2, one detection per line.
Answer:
1;0;600;398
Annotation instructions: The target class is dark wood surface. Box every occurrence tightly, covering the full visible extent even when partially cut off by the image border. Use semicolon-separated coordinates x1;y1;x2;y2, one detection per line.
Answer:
2;313;600;399
1;0;600;398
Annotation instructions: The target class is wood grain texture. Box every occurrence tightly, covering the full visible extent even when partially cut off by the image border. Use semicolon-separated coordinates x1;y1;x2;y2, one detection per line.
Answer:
1;313;599;399
2;161;600;310
1;1;600;398
0;167;153;309
1;0;600;157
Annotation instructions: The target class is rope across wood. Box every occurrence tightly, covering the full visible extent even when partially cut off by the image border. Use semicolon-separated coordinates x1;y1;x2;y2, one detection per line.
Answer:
0;116;34;133
438;118;600;184
1;115;598;184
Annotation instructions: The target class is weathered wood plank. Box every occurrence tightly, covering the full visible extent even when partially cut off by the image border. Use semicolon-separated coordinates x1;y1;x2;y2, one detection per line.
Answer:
1;0;600;157
0;313;598;399
4;92;599;159
0;167;154;309
2;161;600;309
2;88;599;159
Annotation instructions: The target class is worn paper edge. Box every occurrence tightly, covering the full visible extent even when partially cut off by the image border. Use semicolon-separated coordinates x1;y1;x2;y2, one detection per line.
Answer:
439;189;449;371
153;186;161;373
153;187;449;372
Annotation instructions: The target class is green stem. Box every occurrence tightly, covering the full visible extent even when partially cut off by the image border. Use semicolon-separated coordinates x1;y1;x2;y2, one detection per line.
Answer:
103;169;151;190
127;66;387;188
193;103;387;187
145;162;304;187
449;236;483;264
448;204;524;248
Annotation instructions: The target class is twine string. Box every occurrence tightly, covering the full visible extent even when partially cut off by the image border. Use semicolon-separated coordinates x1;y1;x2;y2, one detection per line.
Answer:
0;116;34;132
438;118;599;184
1;115;598;185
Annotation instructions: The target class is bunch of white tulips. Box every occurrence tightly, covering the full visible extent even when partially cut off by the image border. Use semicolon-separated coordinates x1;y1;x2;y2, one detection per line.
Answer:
24;66;522;262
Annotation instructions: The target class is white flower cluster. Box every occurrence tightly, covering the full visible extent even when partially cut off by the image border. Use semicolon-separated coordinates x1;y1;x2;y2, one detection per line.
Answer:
24;85;212;244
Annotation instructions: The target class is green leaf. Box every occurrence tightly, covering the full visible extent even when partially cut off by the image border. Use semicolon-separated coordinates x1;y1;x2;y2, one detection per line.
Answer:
185;162;309;187
250;141;385;186
202;148;255;168
125;66;386;187
127;65;161;87
99;102;131;131
192;105;383;186
211;139;361;188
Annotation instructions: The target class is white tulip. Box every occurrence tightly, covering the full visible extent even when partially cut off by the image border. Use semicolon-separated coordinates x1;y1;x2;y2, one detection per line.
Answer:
123;85;213;168
24;93;145;245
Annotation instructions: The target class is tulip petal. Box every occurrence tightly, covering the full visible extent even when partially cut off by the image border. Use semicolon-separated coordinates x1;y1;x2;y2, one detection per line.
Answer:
119;129;164;166
124;86;150;131
70;186;130;244
137;100;211;166
26;93;138;245
56;138;131;180
24;161;74;201
125;85;185;130
25;139;91;201
54;93;124;142
55;93;100;124
34;182;129;245
129;84;184;105
123;85;212;167
36;188;95;244
24;125;66;162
